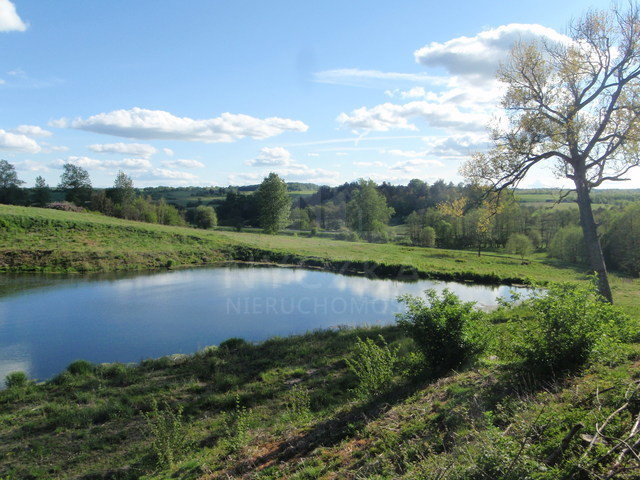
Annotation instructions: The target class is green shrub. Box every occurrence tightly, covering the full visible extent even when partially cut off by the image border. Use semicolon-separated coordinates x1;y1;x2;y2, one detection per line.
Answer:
144;399;191;469
512;279;632;376
283;385;311;422
223;394;251;452
67;359;94;376
346;335;398;399
5;371;28;388
219;337;248;353
396;289;487;377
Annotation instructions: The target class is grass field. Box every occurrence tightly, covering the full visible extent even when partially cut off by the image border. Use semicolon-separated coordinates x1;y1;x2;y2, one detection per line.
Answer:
1;204;640;479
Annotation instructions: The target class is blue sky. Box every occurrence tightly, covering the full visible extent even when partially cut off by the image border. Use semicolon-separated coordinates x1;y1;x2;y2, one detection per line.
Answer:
2;0;635;189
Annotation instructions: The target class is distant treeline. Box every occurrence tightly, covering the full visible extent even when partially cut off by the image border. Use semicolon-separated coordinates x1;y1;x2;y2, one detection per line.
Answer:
1;158;639;276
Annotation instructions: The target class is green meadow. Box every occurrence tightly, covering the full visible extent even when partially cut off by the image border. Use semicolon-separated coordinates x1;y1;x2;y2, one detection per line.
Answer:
1;204;639;479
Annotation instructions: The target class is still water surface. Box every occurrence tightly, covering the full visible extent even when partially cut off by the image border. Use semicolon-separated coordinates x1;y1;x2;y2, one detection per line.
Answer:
0;265;527;384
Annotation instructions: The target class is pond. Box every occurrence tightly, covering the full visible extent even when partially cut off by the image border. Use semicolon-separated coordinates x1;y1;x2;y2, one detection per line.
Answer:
0;264;529;385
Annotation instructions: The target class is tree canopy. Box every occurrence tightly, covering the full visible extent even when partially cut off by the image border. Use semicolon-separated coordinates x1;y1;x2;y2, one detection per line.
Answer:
346;179;394;240
59;163;92;206
463;4;640;302
258;173;291;234
0;160;25;204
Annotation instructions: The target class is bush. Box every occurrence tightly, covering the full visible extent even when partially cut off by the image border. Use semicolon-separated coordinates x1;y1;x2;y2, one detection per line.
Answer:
335;228;360;242
144;399;191;469
396;289;487;377
67;359;94;376
346;335;398;399
193;205;218;229
512;279;632;376
505;233;533;261
5;371;28;388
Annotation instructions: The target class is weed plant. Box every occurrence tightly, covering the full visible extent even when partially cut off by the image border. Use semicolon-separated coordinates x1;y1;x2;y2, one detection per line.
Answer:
346;335;398;399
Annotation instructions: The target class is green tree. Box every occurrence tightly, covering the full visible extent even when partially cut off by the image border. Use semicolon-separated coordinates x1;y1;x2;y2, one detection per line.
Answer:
193;205;217;229
58;163;92;206
463;5;640;302
258;172;291;234
549;226;588;264
112;170;135;205
603;202;640;277
32;176;51;207
346;179;394;241
0;159;25;204
505;233;534;262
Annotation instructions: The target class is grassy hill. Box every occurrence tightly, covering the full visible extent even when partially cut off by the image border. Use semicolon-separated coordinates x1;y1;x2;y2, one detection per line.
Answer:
1;204;639;479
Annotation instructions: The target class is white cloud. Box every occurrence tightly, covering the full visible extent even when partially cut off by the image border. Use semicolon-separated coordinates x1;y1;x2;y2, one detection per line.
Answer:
384;148;428;158
144;168;199;182
390;158;444;174
386;87;428;99
354;161;385;167
89;142;157;159
162;148;174;156
234;147;339;185
0;0;27;32
65;107;309;142
246;146;293;167
48;145;69;152
0;129;41;153
336;152;348;156
307;153;320;157
414;23;569;81
337;101;489;133
0;79;5;85
423;134;490;158
11;125;52;137
48;118;69;128
51;156;152;170
314;69;447;88
16;159;50;172
162;159;205;169
230;165;340;186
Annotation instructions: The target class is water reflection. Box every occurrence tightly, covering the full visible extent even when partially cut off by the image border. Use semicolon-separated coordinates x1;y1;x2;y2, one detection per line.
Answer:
0;265;529;385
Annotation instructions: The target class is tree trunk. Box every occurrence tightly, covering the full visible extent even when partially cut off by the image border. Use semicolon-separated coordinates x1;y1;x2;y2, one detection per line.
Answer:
574;179;613;303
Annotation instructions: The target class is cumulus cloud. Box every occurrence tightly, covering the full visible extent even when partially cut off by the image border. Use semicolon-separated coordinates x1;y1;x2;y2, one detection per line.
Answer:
88;142;157;159
246;147;293;167
353;161;385;167
162;148;174;156
385;87;428;99
48;118;69;128
414;23;569;81
51;156;152;170
64;107;308;142
337;101;489;133
390;158;444;174
0;129;41;153
0;0;27;32
162;159;205;169
423;134;490;158
234;147;339;185
142;168;200;182
11;125;52;137
16;160;49;172
314;68;447;88
230;165;339;186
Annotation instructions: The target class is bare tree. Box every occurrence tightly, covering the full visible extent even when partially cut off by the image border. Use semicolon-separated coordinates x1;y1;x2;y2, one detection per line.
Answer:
463;4;640;302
